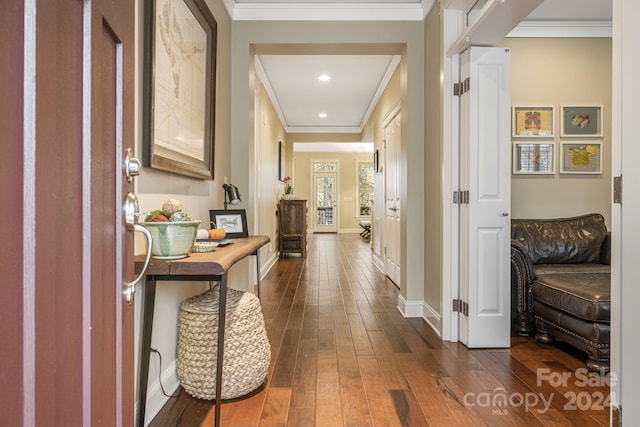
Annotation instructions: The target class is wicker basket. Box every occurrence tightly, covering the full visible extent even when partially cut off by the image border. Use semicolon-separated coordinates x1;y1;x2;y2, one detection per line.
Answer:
177;287;271;400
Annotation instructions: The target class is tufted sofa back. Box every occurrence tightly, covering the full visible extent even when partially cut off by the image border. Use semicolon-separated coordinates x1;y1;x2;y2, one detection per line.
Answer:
511;213;608;265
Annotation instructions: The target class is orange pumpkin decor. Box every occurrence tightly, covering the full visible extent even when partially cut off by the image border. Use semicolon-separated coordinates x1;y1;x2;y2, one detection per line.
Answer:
208;228;226;239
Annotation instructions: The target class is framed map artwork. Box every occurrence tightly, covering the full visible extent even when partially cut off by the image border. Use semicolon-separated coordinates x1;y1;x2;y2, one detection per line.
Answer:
143;0;217;179
512;106;555;138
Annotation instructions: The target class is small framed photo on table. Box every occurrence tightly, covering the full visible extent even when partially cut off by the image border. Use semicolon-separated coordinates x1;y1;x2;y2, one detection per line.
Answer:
512;106;555;138
561;105;603;137
560;142;602;174
513;142;555;174
209;209;248;238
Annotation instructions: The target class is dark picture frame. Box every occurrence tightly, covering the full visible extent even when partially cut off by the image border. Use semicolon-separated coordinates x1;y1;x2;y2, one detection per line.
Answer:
142;0;217;180
278;140;285;180
209;209;249;238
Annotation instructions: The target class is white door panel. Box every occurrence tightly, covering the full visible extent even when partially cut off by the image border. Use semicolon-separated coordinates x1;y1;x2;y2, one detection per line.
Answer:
384;112;401;285
459;47;511;348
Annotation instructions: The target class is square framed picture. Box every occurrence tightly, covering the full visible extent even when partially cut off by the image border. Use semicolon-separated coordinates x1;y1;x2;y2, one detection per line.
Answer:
513;142;555;174
560;142;602;174
512;106;555;138
561;105;603;137
209;209;248;238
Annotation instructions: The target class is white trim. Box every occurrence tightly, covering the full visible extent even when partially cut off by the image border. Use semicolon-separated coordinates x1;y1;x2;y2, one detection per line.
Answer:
397;294;423;318
442;9;465;343
293;142;373;153
508;20;612;38
140;360;181;426
422;302;442;337
230;3;426;21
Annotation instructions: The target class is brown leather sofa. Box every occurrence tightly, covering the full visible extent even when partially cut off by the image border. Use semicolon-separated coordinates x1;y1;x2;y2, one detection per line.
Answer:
510;213;611;373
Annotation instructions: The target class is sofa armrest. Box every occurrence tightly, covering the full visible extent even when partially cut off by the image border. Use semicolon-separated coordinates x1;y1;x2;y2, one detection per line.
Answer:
511;239;535;336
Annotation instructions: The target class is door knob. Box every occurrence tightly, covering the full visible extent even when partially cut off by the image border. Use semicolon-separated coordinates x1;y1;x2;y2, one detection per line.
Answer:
124;148;142;182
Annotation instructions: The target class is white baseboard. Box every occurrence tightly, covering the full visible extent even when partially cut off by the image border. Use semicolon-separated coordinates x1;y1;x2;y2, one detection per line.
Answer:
422;302;442;337
261;252;278;279
137;360;180;426
397;294;424;318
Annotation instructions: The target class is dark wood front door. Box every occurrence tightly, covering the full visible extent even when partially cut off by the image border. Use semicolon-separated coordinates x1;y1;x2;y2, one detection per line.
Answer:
2;0;135;424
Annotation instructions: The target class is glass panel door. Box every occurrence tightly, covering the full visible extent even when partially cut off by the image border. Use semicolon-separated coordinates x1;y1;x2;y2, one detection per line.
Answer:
313;171;337;232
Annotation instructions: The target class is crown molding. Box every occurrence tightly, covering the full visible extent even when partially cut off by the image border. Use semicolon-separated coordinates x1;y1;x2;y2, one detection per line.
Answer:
508;20;612;38
227;3;426;21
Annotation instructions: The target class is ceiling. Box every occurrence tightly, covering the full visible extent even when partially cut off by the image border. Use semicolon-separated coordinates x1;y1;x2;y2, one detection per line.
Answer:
228;0;612;135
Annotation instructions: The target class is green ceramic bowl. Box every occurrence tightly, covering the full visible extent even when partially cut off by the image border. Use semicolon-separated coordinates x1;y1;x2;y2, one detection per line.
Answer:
140;220;201;259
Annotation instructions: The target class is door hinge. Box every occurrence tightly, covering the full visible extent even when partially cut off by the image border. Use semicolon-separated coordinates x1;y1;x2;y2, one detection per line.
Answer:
612;405;621;426
453;299;469;316
453;190;469;205
614;175;622;204
453;78;470;96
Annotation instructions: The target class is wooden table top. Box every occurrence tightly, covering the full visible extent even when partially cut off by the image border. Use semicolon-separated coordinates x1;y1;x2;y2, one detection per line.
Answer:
135;235;270;276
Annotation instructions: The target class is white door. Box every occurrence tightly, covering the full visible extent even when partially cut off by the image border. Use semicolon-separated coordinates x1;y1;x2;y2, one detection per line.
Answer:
458;47;511;348
313;171;338;233
612;0;640;421
384;111;401;285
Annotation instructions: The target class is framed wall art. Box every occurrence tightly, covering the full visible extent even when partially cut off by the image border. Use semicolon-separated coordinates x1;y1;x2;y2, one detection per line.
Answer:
561;105;603;137
512;106;554;138
513;142;555;174
209;209;248;238
560;142;602;174
143;0;217;179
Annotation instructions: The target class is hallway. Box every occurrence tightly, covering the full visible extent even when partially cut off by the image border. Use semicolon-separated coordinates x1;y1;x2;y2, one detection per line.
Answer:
151;233;610;426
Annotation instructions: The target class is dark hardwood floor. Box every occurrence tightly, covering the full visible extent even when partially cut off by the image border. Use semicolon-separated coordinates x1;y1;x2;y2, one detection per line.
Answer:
150;233;610;427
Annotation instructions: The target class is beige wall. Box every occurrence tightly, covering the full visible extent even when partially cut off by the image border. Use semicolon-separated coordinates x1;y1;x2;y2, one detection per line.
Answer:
134;0;234;421
256;82;287;259
500;37;612;227
292;151;373;232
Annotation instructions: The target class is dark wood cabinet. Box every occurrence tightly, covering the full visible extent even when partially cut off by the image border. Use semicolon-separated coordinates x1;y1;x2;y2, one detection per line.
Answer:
277;199;307;257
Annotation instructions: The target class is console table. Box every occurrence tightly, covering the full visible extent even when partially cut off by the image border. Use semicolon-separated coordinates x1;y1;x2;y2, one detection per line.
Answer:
135;235;270;427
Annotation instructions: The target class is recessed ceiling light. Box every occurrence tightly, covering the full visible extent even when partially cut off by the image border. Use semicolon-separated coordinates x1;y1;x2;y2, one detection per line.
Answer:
318;74;331;82
318;112;328;118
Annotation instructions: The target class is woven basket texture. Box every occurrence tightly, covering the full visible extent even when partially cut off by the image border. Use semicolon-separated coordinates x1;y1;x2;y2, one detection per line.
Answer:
177;287;271;400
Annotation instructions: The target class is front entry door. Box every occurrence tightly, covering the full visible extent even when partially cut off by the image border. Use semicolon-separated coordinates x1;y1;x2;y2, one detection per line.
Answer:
2;0;136;424
313;168;338;233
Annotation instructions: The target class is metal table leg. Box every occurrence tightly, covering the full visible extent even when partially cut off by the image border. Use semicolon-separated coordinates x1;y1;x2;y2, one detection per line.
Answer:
137;277;156;427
